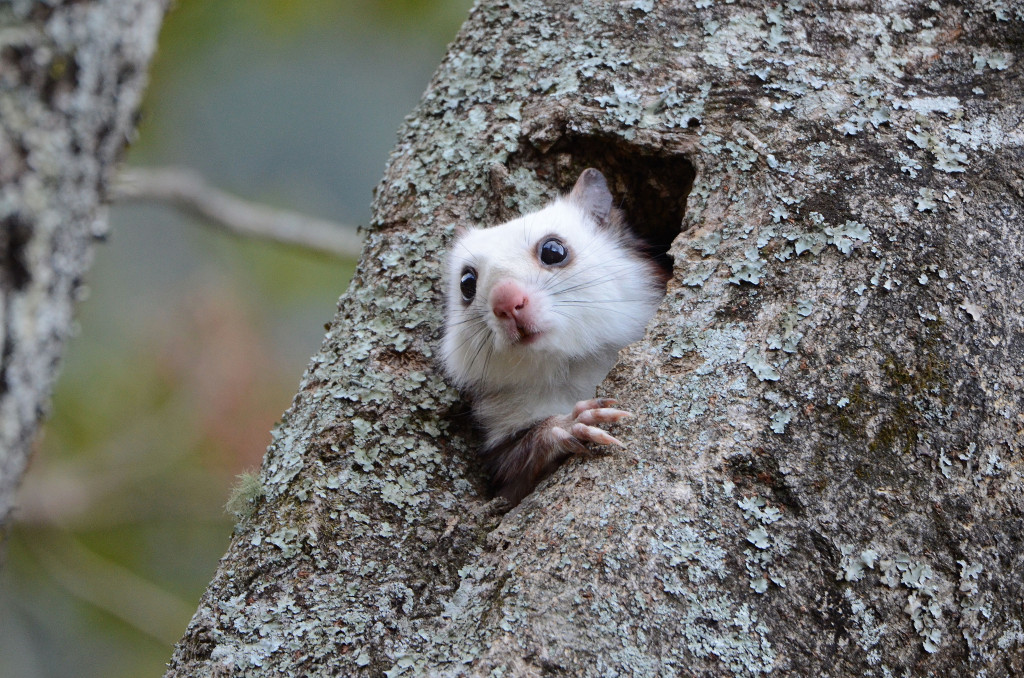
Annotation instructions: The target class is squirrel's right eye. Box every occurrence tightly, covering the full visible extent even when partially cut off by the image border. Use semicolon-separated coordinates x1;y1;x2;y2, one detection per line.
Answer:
460;268;477;302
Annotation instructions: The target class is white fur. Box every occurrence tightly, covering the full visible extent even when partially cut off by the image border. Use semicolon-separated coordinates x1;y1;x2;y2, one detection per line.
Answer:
441;196;663;444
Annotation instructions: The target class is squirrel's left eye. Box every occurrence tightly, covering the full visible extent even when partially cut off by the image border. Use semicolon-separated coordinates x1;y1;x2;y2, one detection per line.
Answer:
460;268;477;302
539;238;568;266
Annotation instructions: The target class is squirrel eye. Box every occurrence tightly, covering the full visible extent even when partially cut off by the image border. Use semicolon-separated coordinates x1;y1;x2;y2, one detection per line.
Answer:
459;268;477;302
539;238;568;266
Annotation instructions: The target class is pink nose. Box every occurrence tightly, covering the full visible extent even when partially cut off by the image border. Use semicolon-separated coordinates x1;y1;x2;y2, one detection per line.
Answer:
491;280;529;320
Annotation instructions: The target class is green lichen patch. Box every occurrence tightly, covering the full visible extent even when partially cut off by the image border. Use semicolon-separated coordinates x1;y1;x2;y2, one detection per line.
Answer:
226;470;266;525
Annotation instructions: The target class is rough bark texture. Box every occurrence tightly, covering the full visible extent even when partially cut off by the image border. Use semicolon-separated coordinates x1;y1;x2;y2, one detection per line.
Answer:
0;0;167;527
168;1;1023;675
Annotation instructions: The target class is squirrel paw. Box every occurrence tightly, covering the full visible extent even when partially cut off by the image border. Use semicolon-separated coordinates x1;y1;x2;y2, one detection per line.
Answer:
559;397;632;449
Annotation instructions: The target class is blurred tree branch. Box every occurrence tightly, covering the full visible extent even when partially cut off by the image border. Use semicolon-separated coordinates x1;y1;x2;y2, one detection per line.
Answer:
26;531;193;645
114;166;363;258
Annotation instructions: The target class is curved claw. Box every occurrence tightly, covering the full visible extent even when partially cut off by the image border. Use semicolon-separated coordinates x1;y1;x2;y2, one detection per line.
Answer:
572;397;618;419
575;407;632;426
570;422;625;448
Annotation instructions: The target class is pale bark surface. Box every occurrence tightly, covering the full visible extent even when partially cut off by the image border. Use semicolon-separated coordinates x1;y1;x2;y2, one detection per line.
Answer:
0;0;167;526
169;1;1023;676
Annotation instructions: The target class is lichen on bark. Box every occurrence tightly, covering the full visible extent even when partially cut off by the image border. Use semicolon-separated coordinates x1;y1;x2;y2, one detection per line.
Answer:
168;1;1024;676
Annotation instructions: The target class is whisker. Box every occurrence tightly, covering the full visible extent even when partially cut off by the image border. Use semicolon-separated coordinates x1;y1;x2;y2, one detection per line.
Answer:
545;254;635;287
553;298;656;305
465;329;492;377
548;265;638;297
448;320;491;358
447;313;489;329
550;303;644;320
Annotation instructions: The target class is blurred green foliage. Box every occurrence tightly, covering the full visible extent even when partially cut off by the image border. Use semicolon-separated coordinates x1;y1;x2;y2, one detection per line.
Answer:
159;0;470;44
140;0;470;157
0;1;471;677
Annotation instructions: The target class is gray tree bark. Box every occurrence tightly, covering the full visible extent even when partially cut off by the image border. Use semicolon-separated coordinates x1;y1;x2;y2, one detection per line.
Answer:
0;0;167;527
168;1;1023;676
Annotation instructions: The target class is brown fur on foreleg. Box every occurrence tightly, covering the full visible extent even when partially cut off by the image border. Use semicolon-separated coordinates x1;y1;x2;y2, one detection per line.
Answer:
482;398;630;505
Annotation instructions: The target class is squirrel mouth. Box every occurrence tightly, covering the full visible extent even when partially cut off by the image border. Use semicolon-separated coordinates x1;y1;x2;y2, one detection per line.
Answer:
505;324;540;345
517;329;541;344
496;315;541;345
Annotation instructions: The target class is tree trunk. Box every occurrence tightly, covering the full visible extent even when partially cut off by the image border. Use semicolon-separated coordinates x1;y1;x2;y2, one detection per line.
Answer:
168;1;1024;675
0;0;167;527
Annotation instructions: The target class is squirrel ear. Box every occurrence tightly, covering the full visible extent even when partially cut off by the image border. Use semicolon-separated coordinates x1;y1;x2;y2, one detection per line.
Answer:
568;168;613;225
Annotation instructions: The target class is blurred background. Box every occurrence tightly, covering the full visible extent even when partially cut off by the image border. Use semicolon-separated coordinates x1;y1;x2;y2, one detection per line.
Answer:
0;1;472;676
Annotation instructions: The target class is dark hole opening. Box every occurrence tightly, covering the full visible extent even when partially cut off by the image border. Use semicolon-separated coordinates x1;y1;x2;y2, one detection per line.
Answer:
509;132;695;276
